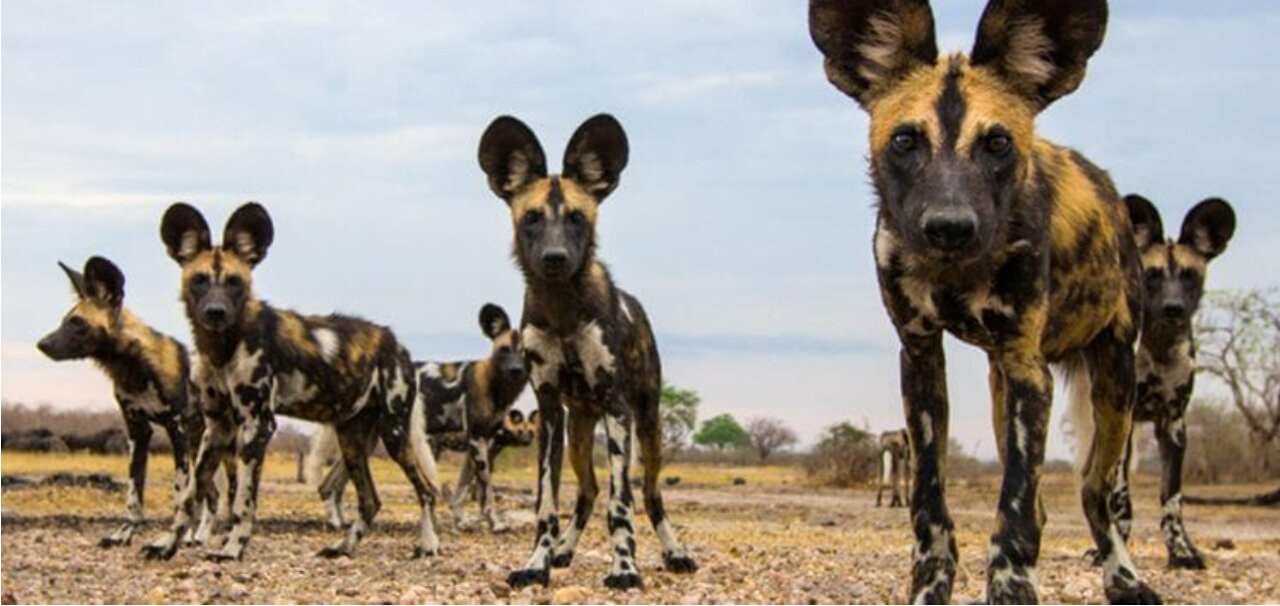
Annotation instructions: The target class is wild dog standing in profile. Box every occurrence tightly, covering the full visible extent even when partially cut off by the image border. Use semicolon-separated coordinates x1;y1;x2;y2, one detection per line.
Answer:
141;202;440;561
479;114;698;589
38;256;216;547
810;0;1161;602
310;303;530;532
876;429;911;508
1072;195;1235;570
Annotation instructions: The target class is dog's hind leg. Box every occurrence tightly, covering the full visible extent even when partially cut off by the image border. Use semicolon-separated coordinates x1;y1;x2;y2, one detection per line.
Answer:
636;386;697;573
551;408;598;568
102;416;152;547
1081;331;1161;604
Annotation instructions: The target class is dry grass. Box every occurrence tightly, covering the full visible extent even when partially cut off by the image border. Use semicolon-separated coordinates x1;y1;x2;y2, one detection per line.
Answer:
3;451;1279;604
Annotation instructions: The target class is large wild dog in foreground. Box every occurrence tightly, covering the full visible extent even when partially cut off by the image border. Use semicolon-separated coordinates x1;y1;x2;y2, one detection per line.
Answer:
141;202;440;561
38;256;213;547
810;0;1159;602
310;303;530;532
478;114;698;589
1073;195;1235;570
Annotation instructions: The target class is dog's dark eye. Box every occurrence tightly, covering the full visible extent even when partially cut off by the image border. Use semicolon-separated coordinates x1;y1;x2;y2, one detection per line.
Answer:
68;316;88;329
523;210;542;226
1144;268;1163;283
891;132;918;153
224;275;244;290
568;210;587;226
985;134;1012;156
191;273;211;287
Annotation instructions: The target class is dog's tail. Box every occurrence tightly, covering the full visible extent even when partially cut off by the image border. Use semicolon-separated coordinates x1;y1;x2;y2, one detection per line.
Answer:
305;424;340;486
408;388;440;490
1064;356;1096;476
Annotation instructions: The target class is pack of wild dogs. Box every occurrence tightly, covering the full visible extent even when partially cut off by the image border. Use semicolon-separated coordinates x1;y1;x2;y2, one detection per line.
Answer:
32;0;1241;602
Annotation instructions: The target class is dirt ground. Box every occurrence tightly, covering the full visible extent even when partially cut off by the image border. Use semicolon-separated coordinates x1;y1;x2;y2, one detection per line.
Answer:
2;451;1278;604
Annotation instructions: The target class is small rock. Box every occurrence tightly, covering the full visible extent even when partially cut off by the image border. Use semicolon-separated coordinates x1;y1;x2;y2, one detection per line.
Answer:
733;477;747;486
665;476;681;486
227;583;249;600
1215;538;1236;550
553;585;590;603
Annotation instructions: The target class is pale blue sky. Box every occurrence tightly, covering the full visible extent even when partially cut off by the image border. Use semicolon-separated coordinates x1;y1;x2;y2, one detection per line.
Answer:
4;1;1278;459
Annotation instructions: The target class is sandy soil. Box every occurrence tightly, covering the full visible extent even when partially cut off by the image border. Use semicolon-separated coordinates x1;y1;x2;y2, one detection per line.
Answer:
2;452;1278;604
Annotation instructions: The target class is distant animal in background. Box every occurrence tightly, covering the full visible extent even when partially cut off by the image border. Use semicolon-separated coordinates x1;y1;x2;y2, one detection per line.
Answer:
809;0;1161;602
433;408;541;522
142;202;439;562
479;114;698;589
1072;195;1235;570
308;303;532;533
37;257;217;548
876;429;911;508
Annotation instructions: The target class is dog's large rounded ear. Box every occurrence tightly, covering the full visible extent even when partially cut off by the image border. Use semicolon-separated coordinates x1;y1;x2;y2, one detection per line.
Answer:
809;0;939;109
479;303;512;340
1180;198;1236;260
478;116;548;203
1124;194;1164;250
83;256;125;307
160;203;212;264
58;261;88;299
970;0;1108;111
563;114;629;201
223;202;274;267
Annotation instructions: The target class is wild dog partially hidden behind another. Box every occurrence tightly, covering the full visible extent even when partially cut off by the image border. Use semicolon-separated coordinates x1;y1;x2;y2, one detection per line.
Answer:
141;202;440;562
479;114;698;589
38;256;217;547
310;303;530;532
435;408;541;518
1074;195;1235;571
810;0;1159;602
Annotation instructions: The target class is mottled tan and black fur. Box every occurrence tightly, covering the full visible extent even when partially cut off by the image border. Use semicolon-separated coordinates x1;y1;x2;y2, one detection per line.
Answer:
1076;195;1235;571
141;202;440;563
311;304;530;532
811;0;1158;602
38;256;216;548
479;114;698;590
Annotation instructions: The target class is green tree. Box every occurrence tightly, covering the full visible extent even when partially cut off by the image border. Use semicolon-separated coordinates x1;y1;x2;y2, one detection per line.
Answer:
693;413;750;451
660;382;700;466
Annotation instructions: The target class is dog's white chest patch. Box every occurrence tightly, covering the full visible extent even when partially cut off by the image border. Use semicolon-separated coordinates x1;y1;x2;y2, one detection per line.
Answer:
571;321;616;388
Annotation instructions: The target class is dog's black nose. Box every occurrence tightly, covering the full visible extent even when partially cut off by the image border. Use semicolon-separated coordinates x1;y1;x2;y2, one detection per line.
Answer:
1162;302;1186;319
506;365;526;381
542;248;569;269
36;337;54;356
203;306;228;324
922;210;977;251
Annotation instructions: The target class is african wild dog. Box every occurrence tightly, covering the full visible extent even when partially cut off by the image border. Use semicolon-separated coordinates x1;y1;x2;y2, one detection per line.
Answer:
479;114;698;589
1073;195;1235;571
309;303;530;532
38;256;220;547
437;408;540;518
308;409;539;531
810;0;1160;602
140;202;441;562
876;428;911;508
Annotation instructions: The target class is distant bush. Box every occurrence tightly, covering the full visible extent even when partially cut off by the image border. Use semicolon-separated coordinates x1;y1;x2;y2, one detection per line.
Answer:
1184;399;1280;483
803;422;878;487
3;400;313;454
